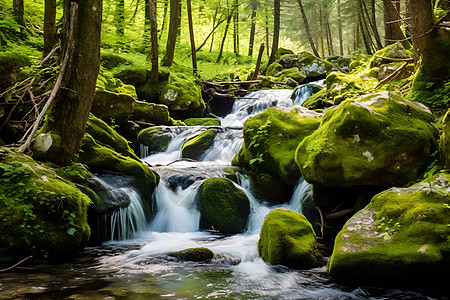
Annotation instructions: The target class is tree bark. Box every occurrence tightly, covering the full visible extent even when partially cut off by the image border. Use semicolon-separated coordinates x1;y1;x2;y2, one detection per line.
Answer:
162;0;180;67
248;0;257;56
297;0;320;57
369;0;383;49
325;10;334;56
383;0;408;47
265;3;270;58
319;5;324;58
13;0;24;26
159;0;169;40
41;0;102;166
359;0;374;54
43;0;57;58
252;43;265;80
186;0;197;73
268;0;280;65
409;0;449;80
233;0;239;55
148;0;159;82
216;5;236;63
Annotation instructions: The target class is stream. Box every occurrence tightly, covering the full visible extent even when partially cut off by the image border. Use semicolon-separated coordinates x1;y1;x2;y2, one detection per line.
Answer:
0;85;445;299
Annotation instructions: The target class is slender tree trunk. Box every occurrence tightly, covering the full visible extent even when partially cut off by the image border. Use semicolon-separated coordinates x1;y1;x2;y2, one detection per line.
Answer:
319;5;324;58
369;0;383;49
248;0;258;56
115;0;125;35
177;1;182;43
325;10;334;56
268;0;280;65
149;0;159;82
144;0;150;38
252;43;265;80
297;0;320;57
404;0;412;39
337;0;344;56
159;0;169;40
198;16;226;52
42;0;102;165
186;0;197;73
210;4;219;52
358;0;373;54
162;0;180;67
233;0;239;55
13;0;24;26
43;0;57;58
216;5;236;63
355;15;360;52
265;2;270;58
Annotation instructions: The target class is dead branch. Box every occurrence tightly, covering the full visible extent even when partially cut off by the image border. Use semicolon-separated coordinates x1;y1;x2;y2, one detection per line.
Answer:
315;206;324;238
203;80;261;86
39;44;60;67
18;3;78;153
375;55;414;62
375;61;409;89
0;256;33;273
326;209;354;219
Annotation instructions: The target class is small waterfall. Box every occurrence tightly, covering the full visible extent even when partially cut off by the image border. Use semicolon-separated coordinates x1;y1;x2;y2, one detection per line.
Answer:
287;178;312;213
292;83;323;106
108;189;147;240
149;181;200;233
200;128;243;163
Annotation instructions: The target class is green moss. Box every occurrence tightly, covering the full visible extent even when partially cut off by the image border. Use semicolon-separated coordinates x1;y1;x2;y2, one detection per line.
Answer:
326;72;368;105
168;247;214;262
440;109;450;168
55;162;92;184
132;101;172;125
184;118;221;126
327;173;450;284
100;51;129;69
266;62;283;76
91;89;135;124
275;48;295;62
279;52;335;79
96;71;137;98
296;91;438;187
233;107;321;187
348;54;371;74
198;177;250;234
137;126;173;154
0;148;91;259
258;208;322;269
302;89;330;110
273;67;306;84
86;114;140;161
181;129;218;160
369;42;412;69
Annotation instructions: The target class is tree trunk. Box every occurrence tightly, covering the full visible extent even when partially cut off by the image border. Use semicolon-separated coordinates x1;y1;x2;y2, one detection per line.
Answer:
409;0;449;80
149;0;159;82
115;0;125;35
42;0;102;166
233;0;239;55
297;0;320;57
319;5;324;58
248;0;257;56
369;0;383;49
265;4;270;59
177;1;182;43
325;10;334;56
383;0;408;47
159;0;169;40
358;0;373;54
186;0;197;73
268;0;280;65
337;0;344;56
355;15;360;52
217;5;237;63
162;0;180;67
198;15;226;52
13;0;24;26
43;0;57;58
209;4;219;52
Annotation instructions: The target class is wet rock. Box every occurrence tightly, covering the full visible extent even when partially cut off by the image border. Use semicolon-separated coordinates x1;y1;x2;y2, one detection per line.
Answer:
132;101;172;125
258;208;323;269
183;118;221;126
278;52;335;80
327;174;450;285
296;91;438;187
137;126;174;155
91;90;135;124
168;247;214;262
167;174;201;190
197;177;250;234
181;128;218;160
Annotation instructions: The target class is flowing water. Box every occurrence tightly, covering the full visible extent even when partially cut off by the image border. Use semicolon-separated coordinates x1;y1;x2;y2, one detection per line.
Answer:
0;86;445;299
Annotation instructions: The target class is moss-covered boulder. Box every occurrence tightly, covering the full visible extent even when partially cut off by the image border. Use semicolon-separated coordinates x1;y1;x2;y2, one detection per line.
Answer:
159;71;205;118
279;52;336;79
296;91;438;187
137;126;174;155
181;128;217;160
132;100;172;125
232;107;321;201
79;134;159;209
197;177;250;234
168;247;214;262
273;68;306;86
0;148;91;259
100;51;129;69
184;118;221;126
258;208;322;269
326;72;364;105
440;109;450;167
348;54;371;74
91;90;135;124
369;42;412;69
327;56;352;73
85;114;140;161
266;62;283;76
327;173;450;285
96;72;137;98
301;89;333;110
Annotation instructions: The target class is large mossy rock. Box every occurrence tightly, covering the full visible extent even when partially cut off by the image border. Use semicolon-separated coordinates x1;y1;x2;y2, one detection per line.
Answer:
181;128;218;160
197;177;250;234
0;51;30;91
296;91;438;187
168;247;214;262
91;90;135;124
85;114;140;161
439;108;450;168
137;126;174;155
325;72;364;105
273;67;306;86
184;118;221;126
0;148;90;259
369;42;412;69
278;52;335;79
258;208;323;269
232;107;321;202
132;100;172;125
327;174;450;285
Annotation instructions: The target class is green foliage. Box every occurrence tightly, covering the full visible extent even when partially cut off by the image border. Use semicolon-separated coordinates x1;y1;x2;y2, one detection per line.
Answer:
411;76;450;113
247;121;271;165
